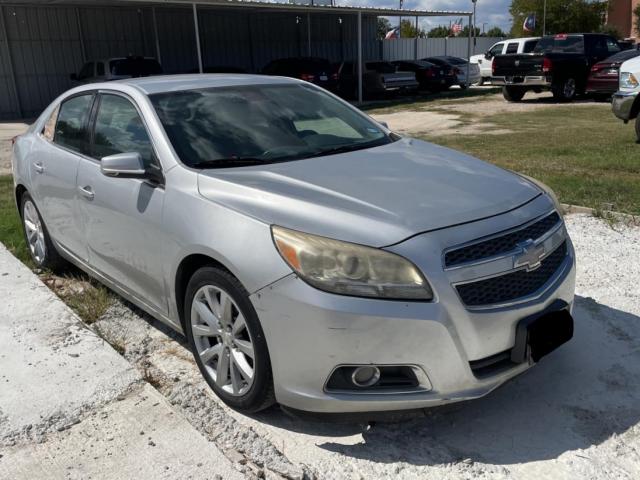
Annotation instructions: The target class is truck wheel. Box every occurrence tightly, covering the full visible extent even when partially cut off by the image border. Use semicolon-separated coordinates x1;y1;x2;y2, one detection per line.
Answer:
552;77;576;102
635;116;640;143
502;86;525;102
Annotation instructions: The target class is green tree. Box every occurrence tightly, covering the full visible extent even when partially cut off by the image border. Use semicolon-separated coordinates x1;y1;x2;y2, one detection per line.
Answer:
485;26;507;37
509;0;607;37
377;17;392;39
634;4;640;37
427;25;451;38
460;25;481;37
400;18;425;38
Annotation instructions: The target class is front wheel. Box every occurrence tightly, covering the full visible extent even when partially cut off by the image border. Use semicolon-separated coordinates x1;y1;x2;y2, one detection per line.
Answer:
184;266;275;413
634;116;640;143
552;77;577;102
502;86;526;102
20;192;65;270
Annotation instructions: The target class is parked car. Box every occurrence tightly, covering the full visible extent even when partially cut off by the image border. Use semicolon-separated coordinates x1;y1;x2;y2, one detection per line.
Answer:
71;57;163;83
470;37;539;84
261;57;337;91
391;60;456;92
12;74;575;415
612;54;640;140
493;33;621;102
335;61;418;98
586;48;640;100
422;56;481;89
189;66;248;74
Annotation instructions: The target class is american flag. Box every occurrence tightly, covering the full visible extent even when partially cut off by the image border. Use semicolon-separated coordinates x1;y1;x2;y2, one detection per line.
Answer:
451;19;463;35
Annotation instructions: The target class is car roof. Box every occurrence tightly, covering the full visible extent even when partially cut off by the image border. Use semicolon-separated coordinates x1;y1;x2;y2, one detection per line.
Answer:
111;74;301;95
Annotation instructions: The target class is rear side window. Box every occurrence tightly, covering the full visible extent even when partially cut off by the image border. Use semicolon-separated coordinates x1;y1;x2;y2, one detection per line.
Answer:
523;40;538;53
535;35;584;54
54;94;94;153
488;43;504;56
92;94;155;168
505;43;519;54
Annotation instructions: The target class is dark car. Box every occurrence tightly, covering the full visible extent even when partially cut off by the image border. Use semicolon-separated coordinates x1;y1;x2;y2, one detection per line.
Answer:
391;60;455;92
335;61;418;98
71;56;162;84
422;56;481;89
261;57;337;91
188;66;248;74
586;48;640;99
493;33;621;102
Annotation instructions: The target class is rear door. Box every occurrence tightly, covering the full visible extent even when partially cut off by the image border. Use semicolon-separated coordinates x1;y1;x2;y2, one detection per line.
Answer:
32;92;96;261
75;91;168;313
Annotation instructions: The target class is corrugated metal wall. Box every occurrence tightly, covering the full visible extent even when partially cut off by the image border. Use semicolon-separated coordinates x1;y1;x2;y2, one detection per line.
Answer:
382;37;504;62
0;3;382;119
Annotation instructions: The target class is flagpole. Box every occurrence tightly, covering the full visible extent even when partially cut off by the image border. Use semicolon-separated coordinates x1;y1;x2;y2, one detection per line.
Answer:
543;0;546;36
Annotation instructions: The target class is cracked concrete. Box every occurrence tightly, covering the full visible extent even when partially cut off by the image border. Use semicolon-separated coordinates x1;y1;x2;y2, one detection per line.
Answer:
0;243;243;479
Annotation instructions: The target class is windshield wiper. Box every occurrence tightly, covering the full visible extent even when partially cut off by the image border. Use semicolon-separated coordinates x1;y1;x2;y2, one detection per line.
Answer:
190;158;272;169
302;140;388;159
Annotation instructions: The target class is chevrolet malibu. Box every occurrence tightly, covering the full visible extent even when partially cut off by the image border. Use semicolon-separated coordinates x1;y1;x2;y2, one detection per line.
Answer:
12;75;576;414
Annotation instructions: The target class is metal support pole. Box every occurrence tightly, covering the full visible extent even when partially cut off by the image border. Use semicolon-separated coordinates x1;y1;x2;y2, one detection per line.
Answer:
357;10;363;105
75;8;86;63
307;12;311;57
152;7;162;63
0;6;22;118
414;16;418;60
472;1;477;49
543;0;547;36
466;15;471;88
192;3;203;73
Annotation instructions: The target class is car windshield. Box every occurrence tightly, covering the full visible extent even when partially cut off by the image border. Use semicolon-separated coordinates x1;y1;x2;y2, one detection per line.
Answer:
110;58;162;77
150;83;393;168
534;36;584;54
606;49;640;62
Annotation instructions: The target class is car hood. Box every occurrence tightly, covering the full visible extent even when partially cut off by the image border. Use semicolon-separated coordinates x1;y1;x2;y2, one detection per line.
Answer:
197;138;541;247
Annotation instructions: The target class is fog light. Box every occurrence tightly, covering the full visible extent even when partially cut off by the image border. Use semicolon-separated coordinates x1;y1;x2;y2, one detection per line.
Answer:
351;366;381;388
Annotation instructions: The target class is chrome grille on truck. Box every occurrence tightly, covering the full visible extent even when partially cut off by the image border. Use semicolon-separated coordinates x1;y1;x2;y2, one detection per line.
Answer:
444;212;561;268
456;241;567;307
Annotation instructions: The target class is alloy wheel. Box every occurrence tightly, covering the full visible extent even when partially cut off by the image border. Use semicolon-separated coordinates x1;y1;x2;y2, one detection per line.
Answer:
563;78;576;99
23;200;46;264
190;285;255;396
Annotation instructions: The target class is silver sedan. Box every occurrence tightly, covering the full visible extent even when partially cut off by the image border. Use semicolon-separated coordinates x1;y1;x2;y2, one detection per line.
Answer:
12;75;576;414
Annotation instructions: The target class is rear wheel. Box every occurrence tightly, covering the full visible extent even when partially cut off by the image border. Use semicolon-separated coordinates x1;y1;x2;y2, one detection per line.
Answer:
634;116;640;143
20;192;65;270
502;86;526;102
184;266;275;413
552;77;577;102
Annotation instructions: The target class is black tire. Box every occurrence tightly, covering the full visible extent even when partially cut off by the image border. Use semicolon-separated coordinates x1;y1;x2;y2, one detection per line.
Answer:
502;86;526;102
478;77;485;86
635;116;640;143
20;192;66;270
459;84;468;91
552;77;577;102
184;266;275;413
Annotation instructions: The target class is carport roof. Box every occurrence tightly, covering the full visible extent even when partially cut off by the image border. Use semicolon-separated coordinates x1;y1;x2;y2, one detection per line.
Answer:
0;0;472;16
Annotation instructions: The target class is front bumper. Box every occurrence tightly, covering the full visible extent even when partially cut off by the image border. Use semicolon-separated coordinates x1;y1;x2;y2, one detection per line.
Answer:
612;90;639;121
492;75;551;87
251;196;576;413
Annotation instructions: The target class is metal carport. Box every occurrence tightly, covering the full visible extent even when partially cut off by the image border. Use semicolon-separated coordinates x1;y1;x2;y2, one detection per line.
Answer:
0;0;471;118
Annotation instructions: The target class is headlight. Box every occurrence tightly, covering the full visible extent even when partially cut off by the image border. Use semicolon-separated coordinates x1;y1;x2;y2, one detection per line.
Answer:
271;226;433;300
519;174;563;216
620;72;639;90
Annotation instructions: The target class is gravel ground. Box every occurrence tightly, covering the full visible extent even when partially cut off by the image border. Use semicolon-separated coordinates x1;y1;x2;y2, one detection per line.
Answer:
87;213;640;480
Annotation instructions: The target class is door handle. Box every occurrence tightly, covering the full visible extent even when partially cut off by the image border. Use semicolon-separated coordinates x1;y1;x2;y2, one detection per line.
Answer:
78;186;94;200
33;162;44;174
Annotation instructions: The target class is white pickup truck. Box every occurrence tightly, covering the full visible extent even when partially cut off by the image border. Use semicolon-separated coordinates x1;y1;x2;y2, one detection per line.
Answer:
470;37;540;84
612;55;640;140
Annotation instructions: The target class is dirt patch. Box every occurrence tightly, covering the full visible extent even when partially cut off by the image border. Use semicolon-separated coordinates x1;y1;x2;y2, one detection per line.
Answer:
0;121;29;175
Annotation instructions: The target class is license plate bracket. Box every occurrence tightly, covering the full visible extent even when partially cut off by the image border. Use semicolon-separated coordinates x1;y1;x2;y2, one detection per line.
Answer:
511;300;574;364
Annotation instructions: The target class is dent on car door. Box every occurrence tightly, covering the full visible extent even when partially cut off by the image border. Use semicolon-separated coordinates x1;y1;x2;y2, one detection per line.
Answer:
33;93;95;261
75;92;168;313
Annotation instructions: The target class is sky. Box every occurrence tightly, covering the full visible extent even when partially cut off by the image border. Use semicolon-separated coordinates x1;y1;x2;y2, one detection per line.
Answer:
333;0;513;34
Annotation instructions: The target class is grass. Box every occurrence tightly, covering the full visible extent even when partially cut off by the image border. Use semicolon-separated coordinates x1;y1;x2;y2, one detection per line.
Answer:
421;105;640;215
0;174;113;322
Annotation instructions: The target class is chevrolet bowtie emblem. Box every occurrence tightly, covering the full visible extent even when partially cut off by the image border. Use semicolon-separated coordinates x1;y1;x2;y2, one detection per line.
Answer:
513;239;545;271
515;60;520;67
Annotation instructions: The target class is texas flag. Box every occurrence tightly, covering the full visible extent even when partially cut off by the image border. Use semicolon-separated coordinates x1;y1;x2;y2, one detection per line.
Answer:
523;14;536;33
385;27;400;39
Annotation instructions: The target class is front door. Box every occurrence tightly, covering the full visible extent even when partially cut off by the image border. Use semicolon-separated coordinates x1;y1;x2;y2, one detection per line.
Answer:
75;92;168;313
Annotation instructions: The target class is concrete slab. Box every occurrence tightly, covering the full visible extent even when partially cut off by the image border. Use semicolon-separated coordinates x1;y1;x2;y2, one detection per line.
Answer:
0;384;243;480
0;244;243;479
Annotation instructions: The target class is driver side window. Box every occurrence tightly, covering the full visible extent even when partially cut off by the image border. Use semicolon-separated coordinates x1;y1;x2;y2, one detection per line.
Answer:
489;43;504;57
92;94;156;168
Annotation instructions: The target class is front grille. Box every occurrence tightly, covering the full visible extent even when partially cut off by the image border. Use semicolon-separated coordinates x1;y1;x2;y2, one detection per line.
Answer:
456;241;567;307
444;212;561;268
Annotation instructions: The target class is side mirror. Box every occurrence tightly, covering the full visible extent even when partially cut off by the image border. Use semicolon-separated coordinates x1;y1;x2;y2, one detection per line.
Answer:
484;52;492;60
70;73;78;81
101;152;146;178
